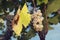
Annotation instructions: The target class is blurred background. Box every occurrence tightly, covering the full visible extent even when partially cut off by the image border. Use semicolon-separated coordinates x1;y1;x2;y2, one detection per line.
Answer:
0;0;60;40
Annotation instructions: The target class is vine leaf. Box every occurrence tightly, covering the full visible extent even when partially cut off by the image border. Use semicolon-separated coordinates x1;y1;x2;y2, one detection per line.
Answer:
37;0;48;5
13;3;31;36
47;0;60;15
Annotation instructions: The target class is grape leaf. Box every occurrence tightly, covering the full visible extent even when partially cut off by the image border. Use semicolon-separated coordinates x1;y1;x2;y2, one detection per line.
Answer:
37;0;48;5
47;0;60;15
13;3;31;36
0;18;4;23
48;15;59;24
43;0;48;4
20;3;31;28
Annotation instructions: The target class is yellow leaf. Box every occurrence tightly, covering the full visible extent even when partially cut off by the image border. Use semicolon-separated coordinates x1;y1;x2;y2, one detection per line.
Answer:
20;3;31;27
0;18;4;23
13;3;31;36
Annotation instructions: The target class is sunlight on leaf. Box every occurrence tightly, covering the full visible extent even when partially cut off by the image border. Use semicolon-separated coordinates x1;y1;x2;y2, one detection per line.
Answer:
0;18;4;23
43;0;48;4
37;0;48;5
13;3;31;36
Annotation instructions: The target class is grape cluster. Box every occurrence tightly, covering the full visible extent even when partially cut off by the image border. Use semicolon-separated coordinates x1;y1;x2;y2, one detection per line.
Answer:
31;10;44;31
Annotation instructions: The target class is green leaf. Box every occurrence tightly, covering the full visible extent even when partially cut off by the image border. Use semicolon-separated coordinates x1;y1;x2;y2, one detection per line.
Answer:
48;25;54;30
48;15;59;24
37;0;48;5
47;0;60;14
42;0;48;4
37;0;42;5
58;15;60;22
25;28;36;40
